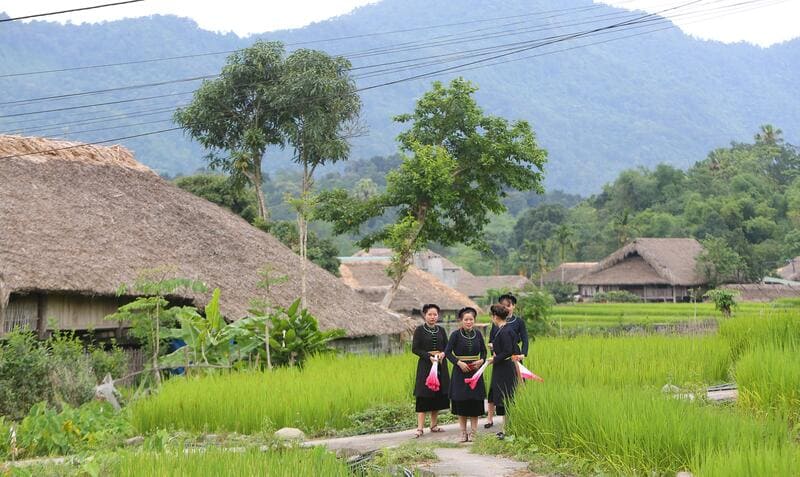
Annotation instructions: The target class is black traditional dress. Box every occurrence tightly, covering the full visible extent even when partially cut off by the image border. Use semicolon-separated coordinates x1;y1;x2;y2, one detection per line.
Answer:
489;324;521;416
412;324;451;412
488;314;529;404
445;328;487;417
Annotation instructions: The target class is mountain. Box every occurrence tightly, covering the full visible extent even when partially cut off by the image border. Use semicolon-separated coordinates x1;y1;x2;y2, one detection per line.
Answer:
1;0;798;192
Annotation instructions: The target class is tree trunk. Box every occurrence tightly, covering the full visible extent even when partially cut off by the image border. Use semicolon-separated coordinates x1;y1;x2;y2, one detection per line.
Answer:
380;209;427;309
152;306;161;387
250;159;269;223
298;160;309;309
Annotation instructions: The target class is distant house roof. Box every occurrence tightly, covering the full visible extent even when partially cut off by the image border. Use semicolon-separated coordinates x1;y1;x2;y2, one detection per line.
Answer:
543;262;598;284
456;275;530;298
339;260;481;314
777;257;800;281
721;283;800;301
0;135;409;338
578;238;706;286
352;248;528;298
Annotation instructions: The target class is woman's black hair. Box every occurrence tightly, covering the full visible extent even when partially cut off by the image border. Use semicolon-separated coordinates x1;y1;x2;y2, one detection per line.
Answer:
422;303;441;314
457;307;477;319
498;293;517;305
490;303;509;319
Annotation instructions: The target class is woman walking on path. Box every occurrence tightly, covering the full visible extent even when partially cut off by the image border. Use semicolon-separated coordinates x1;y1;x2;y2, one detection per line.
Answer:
411;303;451;438
488;303;523;439
445;306;487;442
485;293;528;428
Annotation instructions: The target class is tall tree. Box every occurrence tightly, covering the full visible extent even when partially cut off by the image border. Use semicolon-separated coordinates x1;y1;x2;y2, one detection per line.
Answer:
554;224;576;281
279;48;360;305
175;41;286;222
317;78;547;308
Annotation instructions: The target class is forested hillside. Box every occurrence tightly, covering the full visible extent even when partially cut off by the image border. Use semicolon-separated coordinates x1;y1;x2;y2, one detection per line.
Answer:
1;0;798;192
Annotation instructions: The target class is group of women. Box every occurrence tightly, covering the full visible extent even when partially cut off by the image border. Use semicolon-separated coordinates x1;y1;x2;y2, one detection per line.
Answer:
411;295;528;442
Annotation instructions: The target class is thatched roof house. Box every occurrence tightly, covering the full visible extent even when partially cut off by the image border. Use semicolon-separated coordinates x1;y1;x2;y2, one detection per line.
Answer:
577;238;706;302
721;283;800;301
543;262;598;284
355;248;528;299
0;136;409;349
339;258;481;317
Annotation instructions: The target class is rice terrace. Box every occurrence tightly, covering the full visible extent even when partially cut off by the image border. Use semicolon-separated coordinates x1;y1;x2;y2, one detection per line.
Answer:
1;0;800;476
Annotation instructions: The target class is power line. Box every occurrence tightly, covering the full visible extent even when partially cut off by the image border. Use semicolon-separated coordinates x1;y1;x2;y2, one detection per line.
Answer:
0;91;193;119
0;0;145;23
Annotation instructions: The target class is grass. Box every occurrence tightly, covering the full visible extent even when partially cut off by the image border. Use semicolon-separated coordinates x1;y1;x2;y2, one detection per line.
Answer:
507;383;790;475
107;447;350;477
131;353;417;434
735;345;800;426
695;446;800;477
528;334;732;388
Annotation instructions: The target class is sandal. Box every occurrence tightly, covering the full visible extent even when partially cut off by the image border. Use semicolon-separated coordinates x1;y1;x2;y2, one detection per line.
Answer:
468;431;475;442
429;425;445;433
460;431;469;443
414;428;424;438
496;431;505;440
483;421;494;429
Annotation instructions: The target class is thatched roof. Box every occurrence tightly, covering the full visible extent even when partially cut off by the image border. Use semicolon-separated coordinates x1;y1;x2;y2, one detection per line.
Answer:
456;275;530;297
721;283;800;301
543;262;598;284
0;135;409;338
777;258;800;281
339;260;481;314
578;238;706;286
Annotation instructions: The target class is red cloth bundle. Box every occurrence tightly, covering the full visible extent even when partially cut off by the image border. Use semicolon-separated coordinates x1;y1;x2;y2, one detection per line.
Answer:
425;358;440;392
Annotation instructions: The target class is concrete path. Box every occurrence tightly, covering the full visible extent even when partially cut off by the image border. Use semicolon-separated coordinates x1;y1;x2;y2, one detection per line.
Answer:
308;417;506;452
308;417;540;476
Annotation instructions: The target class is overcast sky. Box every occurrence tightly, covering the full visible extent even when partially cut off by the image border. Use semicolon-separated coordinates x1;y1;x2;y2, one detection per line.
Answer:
3;0;799;47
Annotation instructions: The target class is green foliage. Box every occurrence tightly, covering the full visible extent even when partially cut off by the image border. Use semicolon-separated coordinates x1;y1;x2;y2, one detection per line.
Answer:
10;401;131;460
592;290;643;303
266;221;341;276
0;331;52;420
516;287;555;337
704;289;738;317
47;332;97;409
89;343;128;382
544;281;576;304
266;299;344;368
696;236;745;286
174;173;259;222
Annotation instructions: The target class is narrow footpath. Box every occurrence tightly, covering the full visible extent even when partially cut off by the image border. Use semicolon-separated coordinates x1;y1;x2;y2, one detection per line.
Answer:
309;417;539;477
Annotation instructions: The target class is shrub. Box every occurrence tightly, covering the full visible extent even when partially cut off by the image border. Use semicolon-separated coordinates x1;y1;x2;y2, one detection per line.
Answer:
0;331;52;420
90;342;129;381
592;290;642;303
704;288;738;317
544;281;577;304
516;287;555;337
48;332;96;408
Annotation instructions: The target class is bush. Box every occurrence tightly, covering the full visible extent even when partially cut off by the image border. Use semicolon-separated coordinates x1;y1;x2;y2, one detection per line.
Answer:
48;332;96;408
592;290;642;303
517;287;555;337
544;281;577;304
90;342;129;381
704;288;738;317
0;331;52;420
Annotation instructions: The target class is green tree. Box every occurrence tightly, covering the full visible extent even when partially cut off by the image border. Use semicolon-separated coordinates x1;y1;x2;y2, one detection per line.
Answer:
175;41;287;222
279;48;361;305
553;224;576;281
317;79;547;307
696;237;744;287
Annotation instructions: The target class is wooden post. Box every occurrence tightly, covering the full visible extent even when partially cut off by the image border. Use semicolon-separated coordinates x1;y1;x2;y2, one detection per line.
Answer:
36;294;47;339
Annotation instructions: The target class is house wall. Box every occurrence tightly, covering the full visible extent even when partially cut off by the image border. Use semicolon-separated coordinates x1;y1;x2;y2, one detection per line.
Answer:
1;293;122;335
331;333;405;354
580;285;690;302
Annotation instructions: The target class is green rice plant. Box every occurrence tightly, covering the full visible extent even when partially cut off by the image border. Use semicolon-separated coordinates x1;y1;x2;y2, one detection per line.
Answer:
718;309;800;358
696;445;800;477
131;353;417;434
507;383;789;475
107;447;350;476
527;335;732;388
734;345;800;425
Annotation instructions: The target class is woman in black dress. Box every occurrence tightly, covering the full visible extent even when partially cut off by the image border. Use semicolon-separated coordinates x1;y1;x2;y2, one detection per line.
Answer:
411;303;450;437
488;303;523;439
486;293;528;428
445;306;487;442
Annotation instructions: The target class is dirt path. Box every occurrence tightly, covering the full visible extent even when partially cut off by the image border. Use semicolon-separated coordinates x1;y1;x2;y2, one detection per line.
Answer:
308;417;539;477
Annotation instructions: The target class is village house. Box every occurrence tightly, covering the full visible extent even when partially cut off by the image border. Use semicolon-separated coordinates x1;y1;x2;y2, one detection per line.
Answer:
543;262;598;284
577;238;707;302
0;135;411;354
354;248;529;300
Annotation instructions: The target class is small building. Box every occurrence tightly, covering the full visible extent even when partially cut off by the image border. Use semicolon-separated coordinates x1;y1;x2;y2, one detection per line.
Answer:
354;248;529;300
577;238;706;302
0;135;411;354
339;258;481;319
543;262;598;284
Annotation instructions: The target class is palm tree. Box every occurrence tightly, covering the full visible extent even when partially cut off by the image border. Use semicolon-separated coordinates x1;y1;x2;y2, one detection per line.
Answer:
554;224;576;282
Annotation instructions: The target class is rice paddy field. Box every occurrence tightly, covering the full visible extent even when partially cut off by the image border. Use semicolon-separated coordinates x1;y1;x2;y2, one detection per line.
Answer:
86;301;800;475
